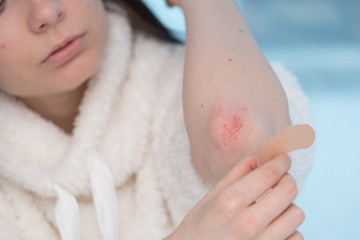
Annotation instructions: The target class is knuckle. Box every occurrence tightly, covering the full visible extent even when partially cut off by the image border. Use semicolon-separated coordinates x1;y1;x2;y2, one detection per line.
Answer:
284;175;298;198
235;215;259;238
281;154;292;170
291;231;304;240
298;232;305;240
214;189;242;214
263;166;281;181
290;205;305;224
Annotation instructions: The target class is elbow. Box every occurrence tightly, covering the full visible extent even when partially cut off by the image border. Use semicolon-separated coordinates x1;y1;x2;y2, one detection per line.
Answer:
209;104;273;158
191;103;276;184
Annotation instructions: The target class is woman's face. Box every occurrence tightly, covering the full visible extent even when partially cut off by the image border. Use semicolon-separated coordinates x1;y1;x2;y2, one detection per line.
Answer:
0;0;108;97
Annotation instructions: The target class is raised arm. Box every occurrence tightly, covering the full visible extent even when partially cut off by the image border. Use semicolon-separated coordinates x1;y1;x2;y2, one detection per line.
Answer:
178;0;291;184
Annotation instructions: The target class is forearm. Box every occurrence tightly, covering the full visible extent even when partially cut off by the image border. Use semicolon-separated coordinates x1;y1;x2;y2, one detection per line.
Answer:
180;0;291;184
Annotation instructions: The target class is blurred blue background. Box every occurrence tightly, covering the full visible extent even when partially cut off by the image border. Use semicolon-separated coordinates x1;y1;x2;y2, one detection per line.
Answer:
143;0;360;239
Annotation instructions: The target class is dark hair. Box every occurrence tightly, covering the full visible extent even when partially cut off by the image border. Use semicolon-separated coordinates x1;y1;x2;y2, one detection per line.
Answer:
104;0;183;44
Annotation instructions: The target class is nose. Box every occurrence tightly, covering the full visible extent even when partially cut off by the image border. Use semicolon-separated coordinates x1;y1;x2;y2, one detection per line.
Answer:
28;0;65;33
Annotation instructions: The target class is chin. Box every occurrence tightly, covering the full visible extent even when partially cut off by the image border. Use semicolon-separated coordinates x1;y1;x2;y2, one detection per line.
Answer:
54;48;104;94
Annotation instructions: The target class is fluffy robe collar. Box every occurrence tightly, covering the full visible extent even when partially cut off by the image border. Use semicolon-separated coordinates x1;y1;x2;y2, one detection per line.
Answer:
0;11;133;198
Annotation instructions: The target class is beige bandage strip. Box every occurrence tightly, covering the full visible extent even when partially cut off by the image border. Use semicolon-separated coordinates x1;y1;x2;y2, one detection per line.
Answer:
256;124;316;166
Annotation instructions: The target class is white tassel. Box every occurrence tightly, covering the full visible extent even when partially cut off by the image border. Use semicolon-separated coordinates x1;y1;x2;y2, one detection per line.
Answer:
88;149;119;240
54;185;82;240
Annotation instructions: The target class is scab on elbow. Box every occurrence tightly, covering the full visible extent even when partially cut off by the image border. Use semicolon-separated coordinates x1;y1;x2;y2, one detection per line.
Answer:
209;105;272;158
210;107;246;147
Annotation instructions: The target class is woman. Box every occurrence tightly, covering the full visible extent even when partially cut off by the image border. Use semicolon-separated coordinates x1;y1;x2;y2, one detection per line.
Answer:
0;0;312;239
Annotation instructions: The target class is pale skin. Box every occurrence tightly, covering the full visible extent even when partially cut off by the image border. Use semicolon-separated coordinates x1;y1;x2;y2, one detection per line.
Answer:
167;0;304;239
0;0;304;239
0;0;109;133
179;0;292;184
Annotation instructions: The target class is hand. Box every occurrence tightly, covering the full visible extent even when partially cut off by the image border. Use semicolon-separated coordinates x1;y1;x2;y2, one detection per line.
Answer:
166;154;305;240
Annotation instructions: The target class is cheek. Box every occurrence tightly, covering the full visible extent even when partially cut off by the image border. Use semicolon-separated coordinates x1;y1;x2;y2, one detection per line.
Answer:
0;39;42;96
0;47;21;93
0;70;29;96
81;0;109;59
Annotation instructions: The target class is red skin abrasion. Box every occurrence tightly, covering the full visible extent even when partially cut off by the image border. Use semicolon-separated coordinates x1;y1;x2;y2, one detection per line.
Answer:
210;107;247;149
220;114;244;145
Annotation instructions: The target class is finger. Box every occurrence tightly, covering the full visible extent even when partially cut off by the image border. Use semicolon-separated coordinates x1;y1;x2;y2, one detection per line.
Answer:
286;231;304;240
211;156;257;195
256;204;305;240
224;153;291;206
253;173;298;225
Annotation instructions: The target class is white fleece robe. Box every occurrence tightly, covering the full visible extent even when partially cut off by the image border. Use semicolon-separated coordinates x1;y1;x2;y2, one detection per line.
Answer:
0;9;313;240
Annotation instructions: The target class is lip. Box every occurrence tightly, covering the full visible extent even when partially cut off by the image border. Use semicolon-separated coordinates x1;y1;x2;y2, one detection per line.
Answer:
42;34;86;66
